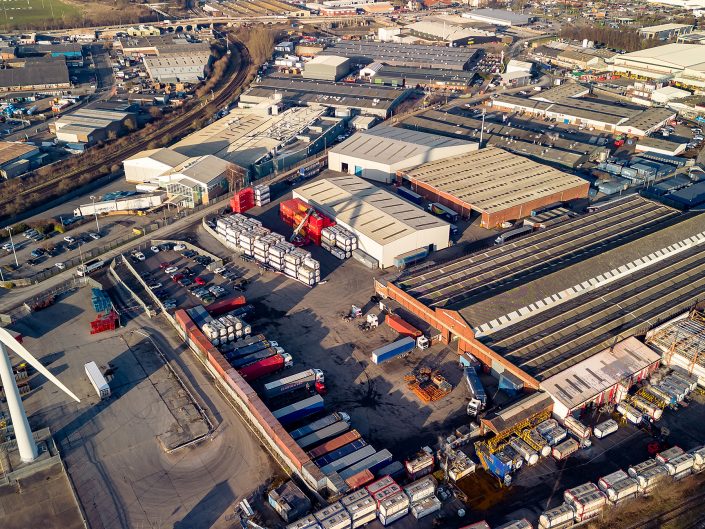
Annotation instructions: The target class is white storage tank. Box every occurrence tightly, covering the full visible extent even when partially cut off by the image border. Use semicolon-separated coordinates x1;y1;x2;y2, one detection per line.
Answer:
665;453;694;478
605;478;639;504
628;458;660;478
593;419;618;439
564;416;591;440
552;438;579;460
411;495;441;520
598;469;629;491
630;396;663;421
692;446;705;472
636;465;669;493
538;503;574;529
571;490;606;517
616;402;643;425
509;438;539;465
656;446;684;464
564;482;598;505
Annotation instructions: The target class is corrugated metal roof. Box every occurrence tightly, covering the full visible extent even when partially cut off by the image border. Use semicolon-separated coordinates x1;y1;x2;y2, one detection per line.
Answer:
403;147;588;214
294;173;448;245
330;125;473;164
170;155;231;184
540;337;660;411
0;141;37;165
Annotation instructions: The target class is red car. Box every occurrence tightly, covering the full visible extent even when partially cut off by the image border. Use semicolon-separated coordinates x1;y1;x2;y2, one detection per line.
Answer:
171;273;184;282
194;276;206;286
159;261;173;269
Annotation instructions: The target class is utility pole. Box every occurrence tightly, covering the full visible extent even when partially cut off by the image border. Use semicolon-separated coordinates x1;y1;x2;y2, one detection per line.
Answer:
479;108;486;148
90;195;101;233
7;227;18;267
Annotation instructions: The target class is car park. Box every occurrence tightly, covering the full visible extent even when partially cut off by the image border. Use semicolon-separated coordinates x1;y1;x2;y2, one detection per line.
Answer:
213;266;227;275
163;299;177;310
148;282;162;289
164;265;178;274
171;273;184;282
133;252;146;261
178;278;193;287
182;250;198;258
158;243;173;251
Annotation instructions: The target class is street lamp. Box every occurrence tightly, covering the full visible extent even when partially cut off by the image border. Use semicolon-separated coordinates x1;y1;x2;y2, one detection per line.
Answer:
89;195;100;233
7;226;17;268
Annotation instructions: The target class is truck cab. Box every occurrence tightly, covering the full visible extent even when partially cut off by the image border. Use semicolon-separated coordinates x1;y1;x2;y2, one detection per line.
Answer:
467;398;484;417
281;352;294;368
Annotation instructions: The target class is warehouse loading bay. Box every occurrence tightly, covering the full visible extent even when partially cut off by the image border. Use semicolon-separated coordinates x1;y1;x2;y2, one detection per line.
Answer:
137;189;705;525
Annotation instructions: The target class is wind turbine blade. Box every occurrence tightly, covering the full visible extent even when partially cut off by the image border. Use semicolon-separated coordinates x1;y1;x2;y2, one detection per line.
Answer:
0;327;81;403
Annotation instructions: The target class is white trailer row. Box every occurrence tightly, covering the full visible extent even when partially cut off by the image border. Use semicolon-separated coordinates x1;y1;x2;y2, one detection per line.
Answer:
214;214;322;286
538;443;705;529
74;192;165;217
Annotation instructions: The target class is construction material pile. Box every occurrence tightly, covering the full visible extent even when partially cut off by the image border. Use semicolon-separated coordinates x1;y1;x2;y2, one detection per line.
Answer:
406;368;452;403
321;225;358;260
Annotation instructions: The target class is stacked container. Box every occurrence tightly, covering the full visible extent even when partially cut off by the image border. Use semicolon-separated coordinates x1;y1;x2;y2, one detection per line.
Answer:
279;198;335;245
403;476;437;520
286;514;320;529
656;446;684;464
314;502;344;525
201;315;251;345
230;187;255;214
254;184;271;207
536;419;567;447
538;503;574;529
321;225;357;259
410;495;441;520
283;248;320;286
570;490;607;523
628;458;660;479
664;453;694;480
341;489;376;529
268;240;297;271
378;492;409;526
254;232;286;264
635;465;669;493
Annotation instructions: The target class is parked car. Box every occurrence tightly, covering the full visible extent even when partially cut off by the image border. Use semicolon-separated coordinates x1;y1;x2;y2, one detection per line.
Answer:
88;232;101;240
158;243;173;251
160;261;174;269
148;282;162;289
163;299;177;310
178;278;193;287
133;251;146;261
164;266;179;274
150;245;160;253
194;276;206;286
173;243;187;251
182;250;198;258
54;262;66;270
171;273;184;282
63;236;75;244
213;266;227;275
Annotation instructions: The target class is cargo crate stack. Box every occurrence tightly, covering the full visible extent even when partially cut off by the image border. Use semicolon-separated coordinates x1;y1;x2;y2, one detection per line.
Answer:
280;198;335;245
201;315;252;346
89;288;119;334
230;187;255;214
216;214;264;252
283;248;321;286
321;225;358;260
268;240;297;271
254;184;270;207
254;232;287;265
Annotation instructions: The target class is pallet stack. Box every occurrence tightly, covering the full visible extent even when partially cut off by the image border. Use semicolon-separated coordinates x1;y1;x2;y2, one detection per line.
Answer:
253;232;286;264
268;240;297;272
283;248;321;286
254;184;270;207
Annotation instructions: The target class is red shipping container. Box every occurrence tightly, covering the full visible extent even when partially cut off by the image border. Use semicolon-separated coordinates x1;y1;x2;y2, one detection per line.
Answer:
205;295;247;316
346;469;375;491
231;187;255;213
238;354;284;381
308;430;362;459
386;314;422;338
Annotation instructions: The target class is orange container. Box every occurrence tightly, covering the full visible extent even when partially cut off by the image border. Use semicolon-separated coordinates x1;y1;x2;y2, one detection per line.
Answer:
386;313;422;338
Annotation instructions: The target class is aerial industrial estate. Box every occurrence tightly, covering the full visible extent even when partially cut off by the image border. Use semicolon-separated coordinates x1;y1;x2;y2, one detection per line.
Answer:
0;1;705;529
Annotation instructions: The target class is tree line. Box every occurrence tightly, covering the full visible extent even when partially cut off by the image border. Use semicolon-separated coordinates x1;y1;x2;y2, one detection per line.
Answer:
560;24;661;52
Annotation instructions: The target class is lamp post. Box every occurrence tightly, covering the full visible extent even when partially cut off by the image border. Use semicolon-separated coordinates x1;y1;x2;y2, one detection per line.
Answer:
7;226;18;267
89;195;100;233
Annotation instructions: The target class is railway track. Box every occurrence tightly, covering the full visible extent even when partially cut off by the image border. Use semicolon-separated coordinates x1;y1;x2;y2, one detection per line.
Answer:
621;488;705;529
2;36;252;215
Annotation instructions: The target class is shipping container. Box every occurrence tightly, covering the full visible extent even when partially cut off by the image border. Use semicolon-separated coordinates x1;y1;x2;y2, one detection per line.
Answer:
427;202;459;222
411;495;441;519
320;510;351;529
321;446;377;475
593;419;618;439
298;421;351;450
656;446;684;464
315;439;368;468
665;453;694;477
405;450;435;479
379;491;410;517
376;461;405;480
616;402;643;425
314;501;344;522
366;475;397;496
265;369;325;399
272;395;325;426
373;483;402;507
552;438;579;461
635;465;668;493
385;313;422;338
598;469;628;491
378;508;408;526
630;396;663;421
404;476;436;503
538;503;574;529
205;295;247;316
571;490;606;516
604;478;639;504
397;186;424;205
85;361;110;399
564;483;598;505
495;520;533;529
345;469;374;491
286;514;320;529
339;449;393;480
308;429;362;459
628;458;660;478
291;412;351;441
230;347;277;368
342;492;376;524
371;337;416;364
238;354;286;381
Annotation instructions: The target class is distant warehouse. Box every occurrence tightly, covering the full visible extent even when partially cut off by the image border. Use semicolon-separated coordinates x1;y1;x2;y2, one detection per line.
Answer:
360;63;477;90
462;8;532;26
319;41;479;70
302;55;350;81
400;146;589;228
0;56;69;92
144;54;210;83
293;173;450;269
328;125;477;183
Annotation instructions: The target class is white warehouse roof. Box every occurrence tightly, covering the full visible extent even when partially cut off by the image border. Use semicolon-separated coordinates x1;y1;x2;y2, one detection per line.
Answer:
615;43;705;70
463;8;530;25
330;125;474;165
540;337;661;413
293;174;448;245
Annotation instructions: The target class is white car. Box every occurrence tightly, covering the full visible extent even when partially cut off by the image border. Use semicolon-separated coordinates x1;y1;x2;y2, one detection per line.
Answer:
213;266;227;275
149;282;162;289
88;232;101;240
164;265;179;274
133;252;146;261
150;245;160;253
63;236;75;244
54;262;66;270
173;243;187;251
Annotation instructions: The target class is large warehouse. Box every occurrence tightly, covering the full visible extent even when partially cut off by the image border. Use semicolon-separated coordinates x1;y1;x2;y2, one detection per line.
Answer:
328;126;477;183
609;43;705;83
400;147;590;228
293;173;450;268
376;195;705;388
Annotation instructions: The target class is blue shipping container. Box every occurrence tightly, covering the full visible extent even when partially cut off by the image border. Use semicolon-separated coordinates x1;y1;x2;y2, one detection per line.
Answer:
272;395;324;426
230;347;277;368
315;439;367;467
372;337;416;364
464;367;487;406
397;187;424;205
320;445;377;475
339;449;393;480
